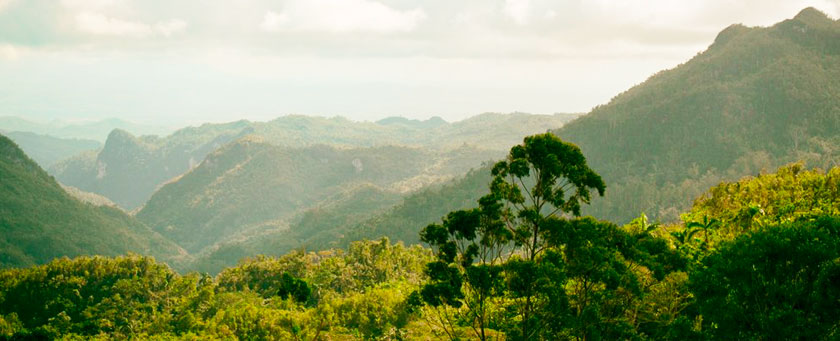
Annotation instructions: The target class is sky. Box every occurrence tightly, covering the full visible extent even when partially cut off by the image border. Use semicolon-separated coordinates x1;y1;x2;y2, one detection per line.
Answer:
1;0;838;126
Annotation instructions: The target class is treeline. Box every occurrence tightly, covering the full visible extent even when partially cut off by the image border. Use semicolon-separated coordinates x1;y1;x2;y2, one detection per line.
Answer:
2;134;839;340
0;240;432;340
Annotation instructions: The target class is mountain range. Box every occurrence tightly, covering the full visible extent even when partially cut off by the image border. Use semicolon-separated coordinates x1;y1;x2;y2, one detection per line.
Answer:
50;113;576;210
2;8;838;276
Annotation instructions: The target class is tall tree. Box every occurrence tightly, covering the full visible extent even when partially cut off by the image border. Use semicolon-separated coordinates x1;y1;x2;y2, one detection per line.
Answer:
489;133;606;339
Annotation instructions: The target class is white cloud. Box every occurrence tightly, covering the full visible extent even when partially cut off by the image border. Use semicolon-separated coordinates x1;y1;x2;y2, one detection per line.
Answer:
0;44;24;60
60;0;123;10
260;11;288;32
75;12;187;37
261;0;426;33
0;0;16;12
156;19;188;37
504;0;531;25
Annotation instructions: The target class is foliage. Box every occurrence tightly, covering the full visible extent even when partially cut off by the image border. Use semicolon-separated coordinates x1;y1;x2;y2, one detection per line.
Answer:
0;239;432;340
686;163;840;234
689;217;840;340
415;134;686;340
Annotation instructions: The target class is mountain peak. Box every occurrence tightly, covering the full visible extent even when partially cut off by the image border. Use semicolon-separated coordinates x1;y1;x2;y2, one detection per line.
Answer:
105;128;138;144
793;7;834;25
712;23;752;46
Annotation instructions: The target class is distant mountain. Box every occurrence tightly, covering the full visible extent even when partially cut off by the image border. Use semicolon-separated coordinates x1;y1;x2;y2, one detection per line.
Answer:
136;136;499;255
50;122;251;209
0;116;173;142
1;131;101;168
187;164;493;274
188;183;402;273
0;134;188;269
552;7;840;223
59;184;119;208
376;116;448;128
52;113;577;210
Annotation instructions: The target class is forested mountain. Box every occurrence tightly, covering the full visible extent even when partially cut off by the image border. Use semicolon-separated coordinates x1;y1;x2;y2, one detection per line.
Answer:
0;134;188;268
190;166;493;273
51;122;252;209
1;131;100;168
552;7;840;223
136;137;499;256
50;113;575;210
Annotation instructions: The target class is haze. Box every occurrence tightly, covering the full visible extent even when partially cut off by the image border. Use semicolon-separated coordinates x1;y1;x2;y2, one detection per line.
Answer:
1;0;838;126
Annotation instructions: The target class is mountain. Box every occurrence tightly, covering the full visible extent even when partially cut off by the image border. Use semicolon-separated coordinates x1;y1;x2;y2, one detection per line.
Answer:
50;122;252;209
52;113;576;210
0;134;189;269
188;183;402;273
550;8;840;223
1;131;101;168
0;116;173;142
136;136;499;256
186;165;493;274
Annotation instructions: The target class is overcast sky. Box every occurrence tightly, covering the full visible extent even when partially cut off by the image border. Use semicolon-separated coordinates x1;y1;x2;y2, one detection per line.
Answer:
1;0;838;126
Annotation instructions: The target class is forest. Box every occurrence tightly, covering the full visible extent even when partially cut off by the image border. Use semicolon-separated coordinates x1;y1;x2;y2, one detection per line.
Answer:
2;133;839;340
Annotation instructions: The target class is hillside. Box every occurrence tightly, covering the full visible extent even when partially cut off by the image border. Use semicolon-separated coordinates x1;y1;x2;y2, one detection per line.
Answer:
51;122;252;209
2;131;101;168
136;137;498;255
0;134;189;269
187;166;492;273
553;8;840;223
51;113;576;210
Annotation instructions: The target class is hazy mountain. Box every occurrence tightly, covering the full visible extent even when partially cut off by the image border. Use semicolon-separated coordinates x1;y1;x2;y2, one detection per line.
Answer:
188;183;402;273
50;122;252;209
185;164;492;274
0;134;189;269
197;8;840;259
52;113;576;210
59;184;119;208
0;116;173;142
1;131;101;169
550;7;840;223
136;136;499;255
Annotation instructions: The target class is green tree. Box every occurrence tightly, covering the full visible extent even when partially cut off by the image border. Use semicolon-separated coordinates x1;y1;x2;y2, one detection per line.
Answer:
418;199;509;340
690;216;840;340
489;133;605;339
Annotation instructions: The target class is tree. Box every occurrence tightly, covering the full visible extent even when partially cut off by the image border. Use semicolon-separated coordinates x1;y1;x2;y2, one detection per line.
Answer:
690;216;840;339
489;133;606;339
418;200;509;340
278;273;311;304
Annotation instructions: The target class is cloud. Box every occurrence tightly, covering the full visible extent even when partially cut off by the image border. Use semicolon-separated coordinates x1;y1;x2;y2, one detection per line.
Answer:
260;11;288;32
60;0;123;10
504;0;531;25
0;43;23;60
75;12;187;37
260;0;426;34
0;0;15;12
